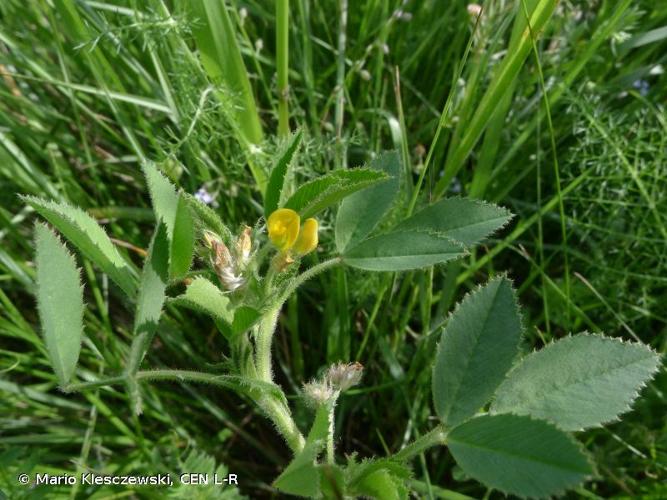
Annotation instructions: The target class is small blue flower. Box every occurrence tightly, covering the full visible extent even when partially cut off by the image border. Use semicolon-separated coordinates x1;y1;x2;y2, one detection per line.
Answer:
194;187;215;206
632;79;649;97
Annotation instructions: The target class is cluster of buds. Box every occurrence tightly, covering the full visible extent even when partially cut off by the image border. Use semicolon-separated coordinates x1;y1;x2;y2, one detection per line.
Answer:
203;227;252;291
302;362;364;406
267;208;319;270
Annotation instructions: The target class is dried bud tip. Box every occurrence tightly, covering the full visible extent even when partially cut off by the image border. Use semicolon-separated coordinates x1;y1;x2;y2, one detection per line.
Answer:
326;362;364;392
203;230;221;249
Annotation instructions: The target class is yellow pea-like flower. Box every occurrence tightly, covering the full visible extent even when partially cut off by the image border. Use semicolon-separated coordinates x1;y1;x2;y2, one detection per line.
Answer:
267;208;300;252
293;218;319;255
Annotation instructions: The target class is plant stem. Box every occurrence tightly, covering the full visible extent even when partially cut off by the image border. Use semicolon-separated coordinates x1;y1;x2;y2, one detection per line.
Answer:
67;369;305;453
393;426;447;462
138;369;305;453
326;406;335;464
64;375;127;392
257;395;305;453
276;0;290;136
255;305;281;382
277;257;342;305
125;329;155;414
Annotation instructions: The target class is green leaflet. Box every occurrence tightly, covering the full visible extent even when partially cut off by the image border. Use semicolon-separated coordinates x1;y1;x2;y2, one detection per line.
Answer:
143;162;194;279
274;404;331;497
143;161;180;233
340;192;512;272
342;230;466;271
170;195;195;279
230;306;261;337
284;168;388;219
170;277;234;325
335;151;401;253
354;470;408;500
491;334;661;431
432;277;522;426
24;196;137;297
448;414;593;499
169;279;260;339
133;222;169;340
35;223;84;386
396;197;512;246
319;464;346;499
265;130;303;217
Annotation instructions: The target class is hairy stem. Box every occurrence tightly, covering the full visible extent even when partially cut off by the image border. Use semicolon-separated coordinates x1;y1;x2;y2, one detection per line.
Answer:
326;406;335;464
256;258;342;382
255;306;281;382
64;375;127;392
277;257;342;305
125;330;155;414
138;369;304;453
393;426;447;462
258;396;305;453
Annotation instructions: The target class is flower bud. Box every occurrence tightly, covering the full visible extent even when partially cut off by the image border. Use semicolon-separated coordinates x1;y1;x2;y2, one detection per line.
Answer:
293;218;318;255
236;225;252;266
267;208;300;252
203;231;245;291
302;380;335;406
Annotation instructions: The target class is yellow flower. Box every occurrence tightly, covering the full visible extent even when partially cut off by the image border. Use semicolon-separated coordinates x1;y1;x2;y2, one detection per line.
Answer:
293;218;318;255
267;208;300;252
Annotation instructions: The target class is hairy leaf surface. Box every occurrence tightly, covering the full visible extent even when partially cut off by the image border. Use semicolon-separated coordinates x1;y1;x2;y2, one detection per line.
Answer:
265;130;302;217
284;168;388;218
143;163;194;279
343;231;466;271
396;197;512;246
25;196;137;297
274;404;331;497
448;414;593;498
170;277;233;325
35;223;84;386
335;151;401;252
133;223;169;339
491;334;661;430
433;277;522;426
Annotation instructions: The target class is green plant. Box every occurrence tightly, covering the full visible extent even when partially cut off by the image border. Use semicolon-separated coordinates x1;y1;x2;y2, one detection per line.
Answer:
28;147;660;498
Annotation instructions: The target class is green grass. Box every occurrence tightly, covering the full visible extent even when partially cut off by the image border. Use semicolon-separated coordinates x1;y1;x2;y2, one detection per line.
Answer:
0;0;666;497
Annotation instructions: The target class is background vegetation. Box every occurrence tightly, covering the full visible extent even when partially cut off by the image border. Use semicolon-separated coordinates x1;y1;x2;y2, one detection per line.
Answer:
0;0;665;497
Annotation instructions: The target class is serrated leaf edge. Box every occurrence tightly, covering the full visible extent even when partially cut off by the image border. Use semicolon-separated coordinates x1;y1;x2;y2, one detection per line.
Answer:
489;332;662;432
34;222;85;387
431;275;524;425
398;196;514;242
448;413;597;500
